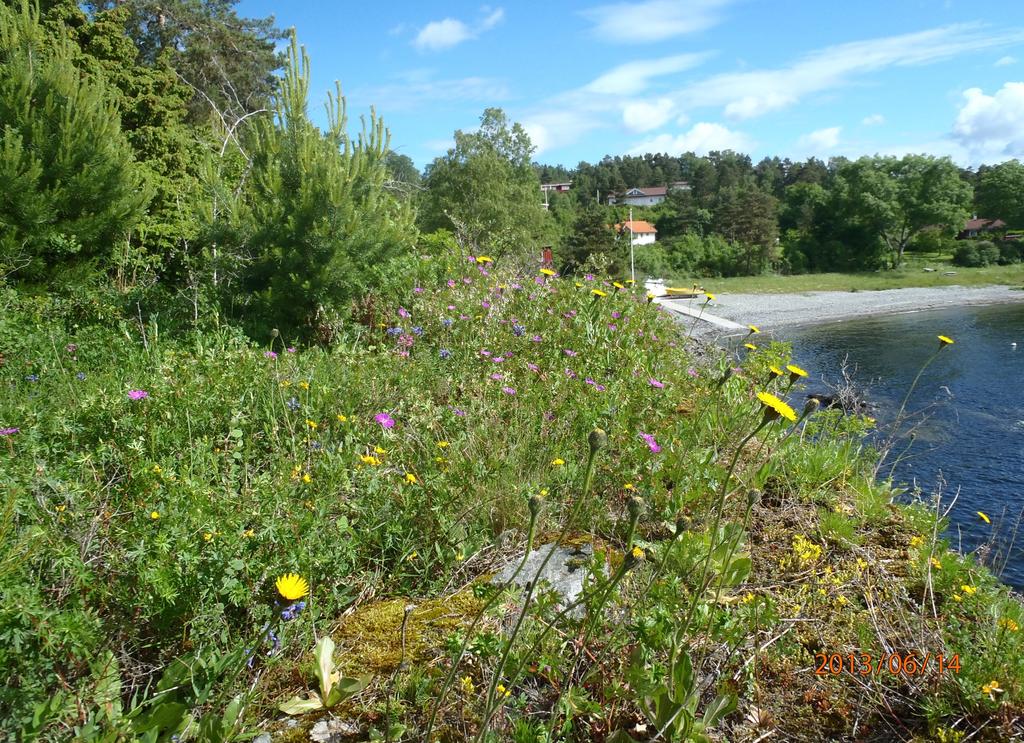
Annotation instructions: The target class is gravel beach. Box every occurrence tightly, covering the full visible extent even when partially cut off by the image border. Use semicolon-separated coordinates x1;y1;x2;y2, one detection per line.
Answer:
675;284;1024;337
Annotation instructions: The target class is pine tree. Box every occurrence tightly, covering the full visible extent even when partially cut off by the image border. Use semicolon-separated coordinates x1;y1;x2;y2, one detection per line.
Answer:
0;1;151;284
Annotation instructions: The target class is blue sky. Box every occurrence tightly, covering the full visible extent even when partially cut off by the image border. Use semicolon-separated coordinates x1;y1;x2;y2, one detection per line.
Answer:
236;0;1024;170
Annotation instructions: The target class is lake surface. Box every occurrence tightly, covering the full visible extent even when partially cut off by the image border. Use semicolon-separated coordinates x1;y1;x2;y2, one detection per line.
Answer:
779;302;1024;588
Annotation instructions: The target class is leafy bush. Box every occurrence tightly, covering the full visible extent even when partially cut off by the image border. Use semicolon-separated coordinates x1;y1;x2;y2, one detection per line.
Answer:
998;240;1022;265
952;243;982;267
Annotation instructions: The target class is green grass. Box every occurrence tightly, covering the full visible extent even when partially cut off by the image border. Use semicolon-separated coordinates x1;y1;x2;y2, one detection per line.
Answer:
666;253;1024;294
2;265;1023;742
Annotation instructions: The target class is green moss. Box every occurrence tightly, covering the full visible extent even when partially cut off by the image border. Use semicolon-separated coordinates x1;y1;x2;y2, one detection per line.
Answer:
332;590;486;675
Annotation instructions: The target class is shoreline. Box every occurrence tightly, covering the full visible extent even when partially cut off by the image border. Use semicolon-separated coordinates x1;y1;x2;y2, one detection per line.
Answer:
675;284;1024;337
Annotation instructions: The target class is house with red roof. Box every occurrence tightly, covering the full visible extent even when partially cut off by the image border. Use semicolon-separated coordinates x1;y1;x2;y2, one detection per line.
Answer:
607;181;690;206
958;216;1007;239
615;220;658;245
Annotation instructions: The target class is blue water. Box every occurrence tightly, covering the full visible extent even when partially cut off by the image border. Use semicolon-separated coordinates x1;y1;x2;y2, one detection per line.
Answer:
780;302;1024;588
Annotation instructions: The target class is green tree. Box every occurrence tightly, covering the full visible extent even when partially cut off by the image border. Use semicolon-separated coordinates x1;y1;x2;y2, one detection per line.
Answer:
0;1;151;283
231;34;416;336
714;186;780;274
975;160;1024;229
421;108;552;257
830;155;972;268
562;206;622;274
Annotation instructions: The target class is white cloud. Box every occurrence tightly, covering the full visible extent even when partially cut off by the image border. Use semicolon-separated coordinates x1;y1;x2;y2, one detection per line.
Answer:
584;53;709;95
678;23;1024;120
352;75;509;111
582;0;734;43
628;122;753;155
623;98;675;132
798;126;842;153
522;110;604;155
862;113;885;125
952;82;1024;160
413;7;505;51
995;55;1017;67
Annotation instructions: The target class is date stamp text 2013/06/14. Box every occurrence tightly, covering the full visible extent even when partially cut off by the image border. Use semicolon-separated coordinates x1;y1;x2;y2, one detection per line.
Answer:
814;653;961;677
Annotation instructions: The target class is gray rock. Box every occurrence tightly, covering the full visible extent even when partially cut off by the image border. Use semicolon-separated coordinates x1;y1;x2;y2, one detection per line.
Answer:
253;735;271;743
309;717;361;742
492;542;606;618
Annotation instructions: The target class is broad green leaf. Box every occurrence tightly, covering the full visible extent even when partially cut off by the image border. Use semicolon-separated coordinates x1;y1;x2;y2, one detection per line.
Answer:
702;692;737;727
313;636;337;699
278;695;324;715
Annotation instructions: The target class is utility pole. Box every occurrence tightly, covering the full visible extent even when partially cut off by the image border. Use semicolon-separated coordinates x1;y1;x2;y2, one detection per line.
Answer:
629;206;635;284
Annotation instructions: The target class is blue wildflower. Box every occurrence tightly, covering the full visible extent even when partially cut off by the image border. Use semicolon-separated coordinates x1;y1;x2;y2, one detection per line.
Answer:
442;318;454;327
439;349;451;359
412;326;424;336
281;600;307;621
286;397;300;412
76;372;86;381
386;327;403;337
512;324;525;336
25;374;38;382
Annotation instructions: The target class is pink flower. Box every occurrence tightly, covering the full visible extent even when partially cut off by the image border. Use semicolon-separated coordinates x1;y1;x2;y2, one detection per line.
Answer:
375;413;395;429
462;277;472;284
398;307;411;319
595;384;606;392
502;387;516;395
563;349;577;357
640;432;661;453
608;324;617;331
531;335;543;342
527;363;539;372
648;378;665;389
687;367;699;378
447;280;456;288
414;287;424;293
493;356;505;363
611;311;621;319
287;347;297;353
481;301;490;309
128;389;149;401
264;351;278;359
491;373;504;381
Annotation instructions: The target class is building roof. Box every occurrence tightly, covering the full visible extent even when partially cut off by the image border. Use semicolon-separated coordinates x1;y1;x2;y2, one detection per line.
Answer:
624;186;667;197
963;217;1006;231
615;220;657;234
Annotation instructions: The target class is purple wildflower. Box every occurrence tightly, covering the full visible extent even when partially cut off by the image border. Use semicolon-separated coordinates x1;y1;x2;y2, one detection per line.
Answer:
439;349;451;359
565;368;578;379
491;373;504;381
414;287;424;294
411;326;424;336
648;378;665;389
564;349;577;357
640;433;661;454
481;301;490;309
493;356;505;363
502;386;516;396
687;367;699;378
534;276;545;285
398;307;411;319
531;335;543;343
264;351;277;359
595;384;606;392
0;427;19;436
442;318;454;327
448;304;456;310
611;311;621;319
287;347;297;353
512;324;525;336
527;363;539;372
447;279;456;288
585;378;595;385
452;408;466;416
463;277;472;284
387;327;403;336
128;390;149;401
375;413;395;429
608;324;617;331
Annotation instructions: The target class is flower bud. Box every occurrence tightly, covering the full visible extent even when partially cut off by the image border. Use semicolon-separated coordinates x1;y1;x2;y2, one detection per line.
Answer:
588;427;607;454
528;494;543;518
746;489;761;508
627;495;644;521
803;397;820;418
271;328;280;338
675;515;690;536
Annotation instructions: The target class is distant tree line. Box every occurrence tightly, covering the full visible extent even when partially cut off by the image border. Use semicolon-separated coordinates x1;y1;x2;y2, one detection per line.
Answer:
2;0;1022;340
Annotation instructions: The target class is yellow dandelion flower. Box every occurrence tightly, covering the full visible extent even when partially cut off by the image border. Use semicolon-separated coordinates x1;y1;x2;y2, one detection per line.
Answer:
576;282;584;288
977;511;991;524
551;458;565;466
786;364;808;379
624;482;635;491
756;391;797;422
748;325;760;334
301;473;312;484
437;441;450;448
744;343;757;351
405;473;418;484
243;528;255;538
930;557;942;570
275;573;309;601
455;550;465;562
631;546;645;561
406;551;418;562
938;335;954;346
305;419;318;430
496;683;511;698
982;680;1003;697
152;464;162;474
961;584;978;595
646;292;656;303
1000;618;1020;632
613;281;625;289
952;593;963;602
375;446;387;455
591;289;607;298
360;455;381;466
768;366;784;378
742;592;755;604
704;292;716;302
150;510;160;520
476;255;493;264
540;268;557;276
909;535;924;548
279;380;292;388
538;488;549;497
460;676;475;694
298;381;310;390
203;532;213;542
337;414;348;422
